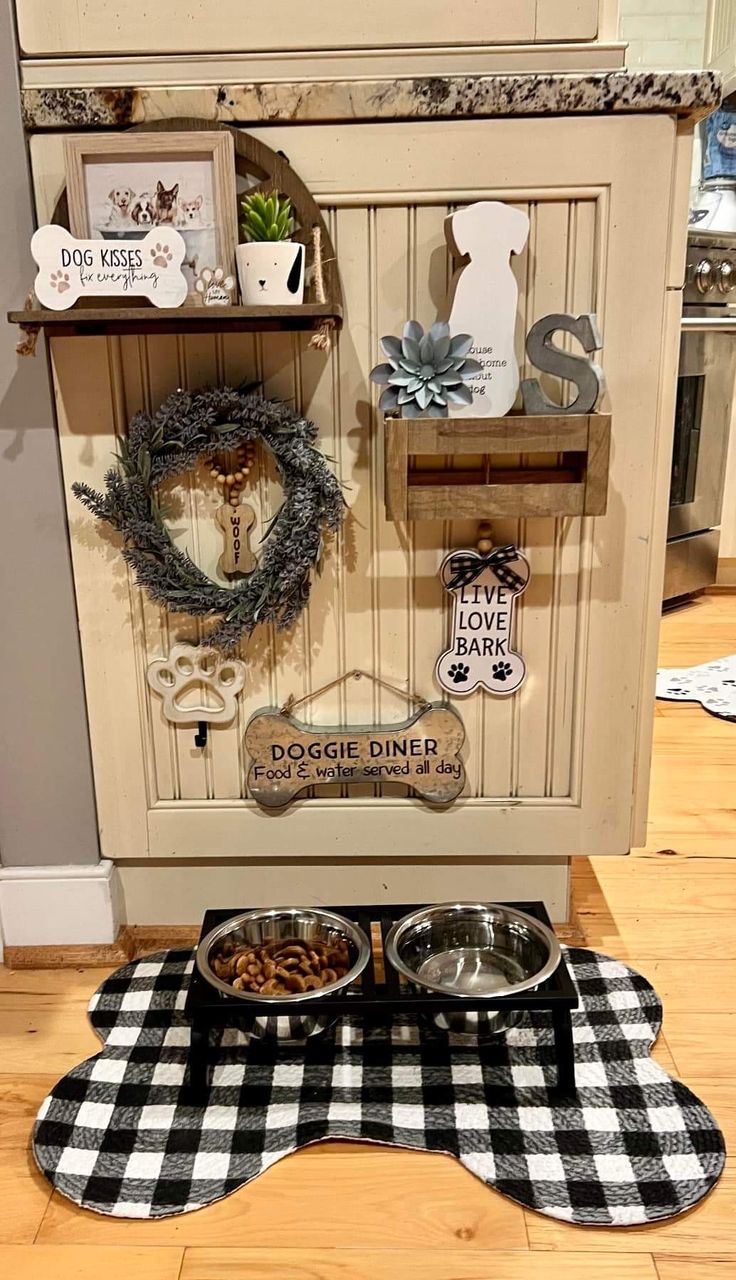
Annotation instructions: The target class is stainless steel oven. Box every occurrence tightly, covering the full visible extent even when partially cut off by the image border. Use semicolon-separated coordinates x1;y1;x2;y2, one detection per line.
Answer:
664;232;736;599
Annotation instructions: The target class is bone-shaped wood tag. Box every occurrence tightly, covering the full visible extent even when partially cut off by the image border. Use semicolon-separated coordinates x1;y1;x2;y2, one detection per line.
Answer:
436;545;529;696
216;501;256;577
30;224;188;310
245;704;466;809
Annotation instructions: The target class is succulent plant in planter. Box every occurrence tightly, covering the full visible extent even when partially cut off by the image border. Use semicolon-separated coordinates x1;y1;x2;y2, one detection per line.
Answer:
236;190;305;306
370;321;482;417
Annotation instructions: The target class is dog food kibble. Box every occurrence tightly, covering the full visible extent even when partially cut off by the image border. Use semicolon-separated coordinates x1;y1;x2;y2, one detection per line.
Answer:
210;936;351;995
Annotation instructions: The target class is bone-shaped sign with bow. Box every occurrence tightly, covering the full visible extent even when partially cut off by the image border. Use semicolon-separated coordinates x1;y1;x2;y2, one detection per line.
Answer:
436;543;530;696
245;704;466;809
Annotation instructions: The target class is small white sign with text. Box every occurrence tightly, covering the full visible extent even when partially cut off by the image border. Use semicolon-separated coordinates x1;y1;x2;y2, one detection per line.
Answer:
31;224;188;310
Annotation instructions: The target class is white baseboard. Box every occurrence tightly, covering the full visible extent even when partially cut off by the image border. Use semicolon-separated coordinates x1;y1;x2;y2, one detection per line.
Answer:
716;556;736;587
0;857;571;951
0;859;121;947
118;857;571;925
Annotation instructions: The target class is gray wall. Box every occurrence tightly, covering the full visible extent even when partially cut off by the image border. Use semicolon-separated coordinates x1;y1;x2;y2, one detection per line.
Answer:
0;0;99;866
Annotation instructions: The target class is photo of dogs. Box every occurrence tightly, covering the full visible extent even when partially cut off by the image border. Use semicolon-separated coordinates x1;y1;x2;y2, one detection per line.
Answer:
83;160;218;291
154;181;179;225
177;194;204;227
106;186;135;226
129;193;157;227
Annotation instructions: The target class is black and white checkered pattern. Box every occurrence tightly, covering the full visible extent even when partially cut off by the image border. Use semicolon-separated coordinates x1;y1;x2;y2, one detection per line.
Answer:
33;946;725;1224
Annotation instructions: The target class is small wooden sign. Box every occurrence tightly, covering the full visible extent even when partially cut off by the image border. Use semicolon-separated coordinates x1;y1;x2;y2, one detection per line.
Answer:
436;545;529;696
245;704;466;809
195;265;236;306
30;224;188;310
216;501;256;577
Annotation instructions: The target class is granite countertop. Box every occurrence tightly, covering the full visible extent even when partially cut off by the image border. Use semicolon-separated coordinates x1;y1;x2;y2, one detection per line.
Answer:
23;70;720;130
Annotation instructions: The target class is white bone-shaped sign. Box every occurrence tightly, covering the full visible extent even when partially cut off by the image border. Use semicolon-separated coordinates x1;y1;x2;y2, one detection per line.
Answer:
147;644;246;725
245;704;466;809
30;224;188;310
436;545;529;696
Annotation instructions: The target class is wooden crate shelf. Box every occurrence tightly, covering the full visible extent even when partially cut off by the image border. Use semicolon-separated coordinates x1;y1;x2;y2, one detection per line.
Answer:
384;412;611;522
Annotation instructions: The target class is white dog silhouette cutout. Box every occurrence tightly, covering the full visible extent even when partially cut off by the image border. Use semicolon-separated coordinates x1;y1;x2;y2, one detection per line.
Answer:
436;545;530;697
445;201;530;416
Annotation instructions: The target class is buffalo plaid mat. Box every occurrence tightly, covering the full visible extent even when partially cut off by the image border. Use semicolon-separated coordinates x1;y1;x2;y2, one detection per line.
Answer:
33;946;724;1225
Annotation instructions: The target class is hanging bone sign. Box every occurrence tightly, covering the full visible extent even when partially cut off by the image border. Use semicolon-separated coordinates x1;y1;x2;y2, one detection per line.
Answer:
245;704;466;808
436;544;530;696
216;502;256;578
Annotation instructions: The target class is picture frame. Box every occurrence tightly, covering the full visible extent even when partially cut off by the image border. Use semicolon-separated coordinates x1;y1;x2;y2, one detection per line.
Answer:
63;131;238;305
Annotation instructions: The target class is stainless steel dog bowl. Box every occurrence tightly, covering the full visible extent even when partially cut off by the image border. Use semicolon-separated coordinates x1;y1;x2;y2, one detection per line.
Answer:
196;907;371;1041
385;902;561;1035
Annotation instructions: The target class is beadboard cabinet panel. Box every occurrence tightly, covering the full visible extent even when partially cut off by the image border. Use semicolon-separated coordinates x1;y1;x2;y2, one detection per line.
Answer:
31;113;677;859
706;0;736;95
15;1;600;57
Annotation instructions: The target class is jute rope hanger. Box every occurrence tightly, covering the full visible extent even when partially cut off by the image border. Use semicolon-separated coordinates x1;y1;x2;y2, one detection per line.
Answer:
281;669;431;717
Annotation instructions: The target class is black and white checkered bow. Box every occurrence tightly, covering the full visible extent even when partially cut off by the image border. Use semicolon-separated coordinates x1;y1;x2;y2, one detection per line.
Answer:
446;544;525;593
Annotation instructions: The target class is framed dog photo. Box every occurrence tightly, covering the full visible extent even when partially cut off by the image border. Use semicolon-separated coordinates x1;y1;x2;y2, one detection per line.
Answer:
63;132;238;303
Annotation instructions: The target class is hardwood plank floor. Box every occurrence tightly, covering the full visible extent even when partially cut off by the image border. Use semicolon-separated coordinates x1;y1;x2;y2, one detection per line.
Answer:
36;1147;528;1248
0;1245;184;1280
2;593;735;1276
180;1248;660;1279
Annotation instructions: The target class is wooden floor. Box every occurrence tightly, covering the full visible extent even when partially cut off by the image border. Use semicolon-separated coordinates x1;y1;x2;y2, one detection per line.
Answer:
2;593;736;1279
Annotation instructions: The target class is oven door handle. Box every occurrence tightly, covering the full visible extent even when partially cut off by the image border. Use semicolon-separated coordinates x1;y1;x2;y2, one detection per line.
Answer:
681;314;736;332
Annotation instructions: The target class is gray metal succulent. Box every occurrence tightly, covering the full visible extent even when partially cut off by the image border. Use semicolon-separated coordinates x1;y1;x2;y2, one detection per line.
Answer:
370;320;482;418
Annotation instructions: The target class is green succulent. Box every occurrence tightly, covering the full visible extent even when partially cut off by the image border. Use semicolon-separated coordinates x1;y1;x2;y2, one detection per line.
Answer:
370;320;482;418
240;190;294;242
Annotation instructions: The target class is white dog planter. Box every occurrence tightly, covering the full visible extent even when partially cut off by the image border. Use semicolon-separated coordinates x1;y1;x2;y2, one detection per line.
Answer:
236;241;305;305
445;201;530;416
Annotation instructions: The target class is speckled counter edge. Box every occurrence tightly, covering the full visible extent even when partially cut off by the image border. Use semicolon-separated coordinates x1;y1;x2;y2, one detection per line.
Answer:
22;70;720;130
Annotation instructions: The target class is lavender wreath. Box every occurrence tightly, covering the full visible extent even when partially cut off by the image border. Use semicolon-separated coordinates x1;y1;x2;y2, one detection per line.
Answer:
72;386;345;653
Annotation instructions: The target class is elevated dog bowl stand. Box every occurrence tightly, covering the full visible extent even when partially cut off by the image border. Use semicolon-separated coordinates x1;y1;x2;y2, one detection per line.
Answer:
185;900;578;1100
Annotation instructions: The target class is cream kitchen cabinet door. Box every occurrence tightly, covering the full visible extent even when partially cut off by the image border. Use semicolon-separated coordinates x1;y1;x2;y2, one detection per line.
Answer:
36;112;679;862
16;0;602;56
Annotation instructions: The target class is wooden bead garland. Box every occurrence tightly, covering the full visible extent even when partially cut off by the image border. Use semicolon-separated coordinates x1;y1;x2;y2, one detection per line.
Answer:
207;441;257;505
477;520;494;554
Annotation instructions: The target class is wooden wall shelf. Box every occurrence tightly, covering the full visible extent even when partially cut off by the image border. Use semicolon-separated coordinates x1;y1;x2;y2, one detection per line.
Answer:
7;302;342;339
384;412;611;522
9;118;343;344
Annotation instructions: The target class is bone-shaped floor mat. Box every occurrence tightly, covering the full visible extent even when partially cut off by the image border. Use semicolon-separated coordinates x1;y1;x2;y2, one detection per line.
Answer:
656;654;736;721
33;946;724;1225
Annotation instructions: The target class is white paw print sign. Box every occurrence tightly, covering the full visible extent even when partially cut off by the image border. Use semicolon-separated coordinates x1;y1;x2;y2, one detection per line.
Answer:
30;224;188;310
146;644;245;724
436;544;529;696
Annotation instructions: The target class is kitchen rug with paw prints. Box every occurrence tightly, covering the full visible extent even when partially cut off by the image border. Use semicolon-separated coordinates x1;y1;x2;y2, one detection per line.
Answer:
33;946;725;1225
656;653;736;721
